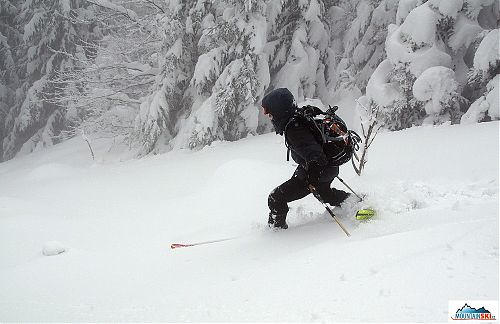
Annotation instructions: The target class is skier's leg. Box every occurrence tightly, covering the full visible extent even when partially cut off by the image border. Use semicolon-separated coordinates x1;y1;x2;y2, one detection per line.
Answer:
268;175;310;214
316;165;350;206
268;168;310;228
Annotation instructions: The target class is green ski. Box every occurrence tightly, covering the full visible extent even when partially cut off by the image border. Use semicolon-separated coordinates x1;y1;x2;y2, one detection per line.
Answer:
355;209;376;220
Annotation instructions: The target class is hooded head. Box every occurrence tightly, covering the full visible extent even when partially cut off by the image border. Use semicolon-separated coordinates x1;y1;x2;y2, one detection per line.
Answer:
261;88;296;135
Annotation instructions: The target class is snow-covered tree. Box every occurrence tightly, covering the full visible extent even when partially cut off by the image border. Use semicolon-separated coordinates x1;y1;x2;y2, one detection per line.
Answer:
0;0;22;160
49;0;163;147
177;0;269;149
323;0;398;123
135;0;210;154
413;66;461;124
266;0;328;102
2;0;98;160
330;0;399;89
461;28;499;123
2;0;498;160
461;74;499;124
135;0;271;153
366;0;498;129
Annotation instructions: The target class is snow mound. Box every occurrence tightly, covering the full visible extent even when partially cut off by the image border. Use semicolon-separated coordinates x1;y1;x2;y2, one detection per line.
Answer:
24;163;83;182
42;241;66;256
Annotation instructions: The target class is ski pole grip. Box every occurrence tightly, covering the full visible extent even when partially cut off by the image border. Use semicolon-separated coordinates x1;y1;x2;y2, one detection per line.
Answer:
308;185;324;202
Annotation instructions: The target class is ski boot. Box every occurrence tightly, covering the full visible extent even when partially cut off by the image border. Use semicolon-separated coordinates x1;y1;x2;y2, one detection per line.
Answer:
268;212;288;230
333;191;351;207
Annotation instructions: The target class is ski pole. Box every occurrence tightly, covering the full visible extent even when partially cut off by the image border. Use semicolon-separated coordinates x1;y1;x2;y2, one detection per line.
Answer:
308;185;351;237
171;237;237;249
336;176;363;201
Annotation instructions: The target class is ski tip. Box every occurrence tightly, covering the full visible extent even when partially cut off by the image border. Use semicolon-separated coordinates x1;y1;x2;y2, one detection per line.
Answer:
355;208;376;220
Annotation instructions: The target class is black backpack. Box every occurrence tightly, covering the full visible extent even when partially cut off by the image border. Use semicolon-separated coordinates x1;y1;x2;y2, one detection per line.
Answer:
285;105;361;166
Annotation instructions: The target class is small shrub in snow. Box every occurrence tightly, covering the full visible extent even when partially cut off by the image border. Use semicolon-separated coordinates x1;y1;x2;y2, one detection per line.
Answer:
353;97;382;176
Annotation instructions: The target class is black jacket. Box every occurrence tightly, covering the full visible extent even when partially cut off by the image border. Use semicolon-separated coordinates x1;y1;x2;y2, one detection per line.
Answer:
285;118;328;172
261;88;328;175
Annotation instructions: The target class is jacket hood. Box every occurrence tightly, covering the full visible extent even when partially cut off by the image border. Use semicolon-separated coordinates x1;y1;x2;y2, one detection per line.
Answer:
261;88;296;135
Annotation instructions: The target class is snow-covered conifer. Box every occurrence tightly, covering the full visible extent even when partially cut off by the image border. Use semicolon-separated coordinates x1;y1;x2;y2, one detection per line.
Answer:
461;28;499;123
268;0;328;102
331;0;399;91
2;0;498;159
0;0;22;160
413;66;461;124
367;0;497;129
134;0;201;154
2;0;98;160
319;0;400;126
169;1;269;150
461;74;499;123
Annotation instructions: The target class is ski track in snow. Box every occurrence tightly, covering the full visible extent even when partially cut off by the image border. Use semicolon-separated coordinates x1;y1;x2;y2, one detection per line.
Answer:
0;122;498;322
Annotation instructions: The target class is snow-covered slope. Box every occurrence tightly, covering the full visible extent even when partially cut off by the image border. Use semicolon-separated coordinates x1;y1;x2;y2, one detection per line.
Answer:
0;122;498;322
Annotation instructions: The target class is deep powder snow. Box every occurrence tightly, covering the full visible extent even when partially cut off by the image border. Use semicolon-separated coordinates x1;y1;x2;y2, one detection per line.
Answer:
0;122;498;322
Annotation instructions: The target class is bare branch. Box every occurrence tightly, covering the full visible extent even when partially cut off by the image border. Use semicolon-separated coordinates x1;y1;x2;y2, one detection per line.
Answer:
351;157;361;176
144;0;165;13
85;0;139;23
367;125;382;147
360;118;367;138
352;99;381;176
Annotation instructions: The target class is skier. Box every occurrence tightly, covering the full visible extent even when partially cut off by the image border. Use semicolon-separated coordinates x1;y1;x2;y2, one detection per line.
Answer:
262;88;350;230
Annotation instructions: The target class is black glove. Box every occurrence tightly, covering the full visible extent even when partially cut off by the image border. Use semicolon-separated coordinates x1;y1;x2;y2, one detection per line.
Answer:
306;161;323;187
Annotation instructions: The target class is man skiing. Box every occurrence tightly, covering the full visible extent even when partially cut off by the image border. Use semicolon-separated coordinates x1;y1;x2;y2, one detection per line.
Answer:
262;88;350;230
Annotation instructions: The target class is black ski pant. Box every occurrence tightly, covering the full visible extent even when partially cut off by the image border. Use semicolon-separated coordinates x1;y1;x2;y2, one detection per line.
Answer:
268;165;350;216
